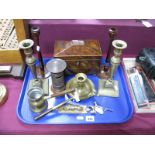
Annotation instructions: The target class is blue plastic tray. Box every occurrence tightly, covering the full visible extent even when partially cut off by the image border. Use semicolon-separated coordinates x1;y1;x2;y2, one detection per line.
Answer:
17;58;133;124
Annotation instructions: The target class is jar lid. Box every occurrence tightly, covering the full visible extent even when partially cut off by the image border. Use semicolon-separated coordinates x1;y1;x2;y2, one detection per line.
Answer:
0;83;8;105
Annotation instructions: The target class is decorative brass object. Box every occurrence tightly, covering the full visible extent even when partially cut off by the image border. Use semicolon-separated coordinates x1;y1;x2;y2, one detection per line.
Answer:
46;58;67;92
19;39;37;79
58;101;113;114
66;73;96;100
58;103;86;114
27;86;75;113
19;39;49;95
110;40;127;78
34;97;74;120
97;79;119;97
0;83;8;105
28;78;48;95
27;87;48;113
97;40;127;97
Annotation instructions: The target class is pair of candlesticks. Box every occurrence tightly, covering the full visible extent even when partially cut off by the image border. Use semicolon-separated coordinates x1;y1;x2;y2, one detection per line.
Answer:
19;27;127;98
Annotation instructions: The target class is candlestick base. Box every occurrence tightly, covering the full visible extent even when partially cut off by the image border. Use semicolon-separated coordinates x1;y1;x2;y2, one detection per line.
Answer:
28;78;49;95
97;79;119;97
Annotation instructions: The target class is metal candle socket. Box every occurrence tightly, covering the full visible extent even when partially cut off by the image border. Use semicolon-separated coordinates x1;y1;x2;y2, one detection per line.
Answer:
110;40;127;78
66;73;96;100
46;58;67;92
19;39;37;79
97;40;127;97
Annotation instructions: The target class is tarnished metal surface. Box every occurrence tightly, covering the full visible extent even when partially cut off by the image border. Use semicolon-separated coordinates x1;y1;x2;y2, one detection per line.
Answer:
27;87;48;113
28;78;49;95
19;39;37;79
110;40;127;78
34;97;74;120
58;103;86;114
66;73;96;100
98;40;127;97
97;79;119;97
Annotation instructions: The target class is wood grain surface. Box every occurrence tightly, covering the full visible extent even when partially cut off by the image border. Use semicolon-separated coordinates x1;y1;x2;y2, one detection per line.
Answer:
54;40;102;74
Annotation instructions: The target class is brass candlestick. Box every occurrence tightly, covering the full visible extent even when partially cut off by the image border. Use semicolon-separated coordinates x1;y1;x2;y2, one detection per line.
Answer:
19;39;37;79
97;39;127;97
110;40;127;78
19;39;49;97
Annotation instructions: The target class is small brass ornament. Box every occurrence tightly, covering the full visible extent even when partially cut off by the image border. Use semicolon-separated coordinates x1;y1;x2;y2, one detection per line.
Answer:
66;73;96;100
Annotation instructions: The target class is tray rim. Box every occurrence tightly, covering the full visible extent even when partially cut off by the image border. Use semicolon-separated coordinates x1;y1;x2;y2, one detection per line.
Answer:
16;58;134;125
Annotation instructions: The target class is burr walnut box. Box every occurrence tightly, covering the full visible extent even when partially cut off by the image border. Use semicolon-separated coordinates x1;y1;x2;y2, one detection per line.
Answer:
53;40;102;74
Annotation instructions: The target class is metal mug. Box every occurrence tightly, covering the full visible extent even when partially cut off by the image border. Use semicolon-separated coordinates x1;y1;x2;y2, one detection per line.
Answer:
46;58;67;92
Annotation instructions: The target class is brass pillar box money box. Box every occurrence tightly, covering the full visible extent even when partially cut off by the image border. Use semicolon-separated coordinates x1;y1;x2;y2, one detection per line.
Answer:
53;40;102;74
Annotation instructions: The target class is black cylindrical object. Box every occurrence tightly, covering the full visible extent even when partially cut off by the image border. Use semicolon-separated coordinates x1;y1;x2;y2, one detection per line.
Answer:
31;27;40;53
106;27;117;64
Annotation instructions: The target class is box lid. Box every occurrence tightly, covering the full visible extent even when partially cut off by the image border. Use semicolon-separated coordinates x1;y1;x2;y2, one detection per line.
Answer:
54;40;102;58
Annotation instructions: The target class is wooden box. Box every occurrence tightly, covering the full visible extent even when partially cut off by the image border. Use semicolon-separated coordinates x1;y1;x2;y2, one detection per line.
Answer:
53;40;102;74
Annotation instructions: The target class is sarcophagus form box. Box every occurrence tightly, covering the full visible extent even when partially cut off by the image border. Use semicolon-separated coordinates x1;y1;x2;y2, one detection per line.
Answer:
53;40;102;74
